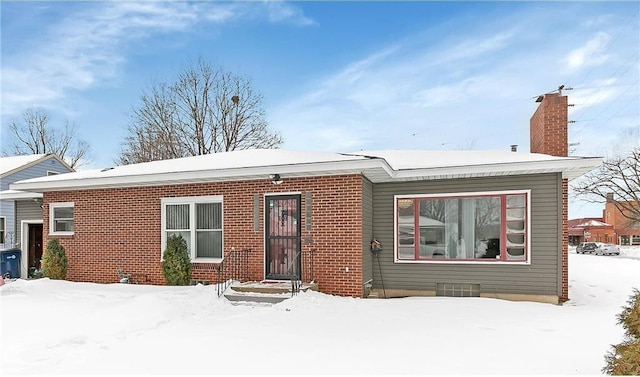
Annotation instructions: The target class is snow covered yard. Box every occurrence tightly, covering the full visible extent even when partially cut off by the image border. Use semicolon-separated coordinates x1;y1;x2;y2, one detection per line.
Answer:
2;249;639;375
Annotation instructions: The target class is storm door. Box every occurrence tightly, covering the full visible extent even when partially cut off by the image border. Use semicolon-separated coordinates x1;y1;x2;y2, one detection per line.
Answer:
265;195;301;280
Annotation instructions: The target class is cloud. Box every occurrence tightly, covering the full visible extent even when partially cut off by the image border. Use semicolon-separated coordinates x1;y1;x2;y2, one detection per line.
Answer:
270;5;637;160
563;32;611;72
264;1;315;26
270;28;524;152
0;1;313;117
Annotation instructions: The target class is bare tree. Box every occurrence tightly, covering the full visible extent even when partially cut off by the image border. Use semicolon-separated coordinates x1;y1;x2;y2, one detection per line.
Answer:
118;59;282;164
4;108;90;169
572;148;640;224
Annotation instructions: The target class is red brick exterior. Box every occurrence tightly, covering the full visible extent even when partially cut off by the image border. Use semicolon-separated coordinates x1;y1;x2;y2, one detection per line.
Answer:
43;174;366;297
530;93;569;302
530;93;568;157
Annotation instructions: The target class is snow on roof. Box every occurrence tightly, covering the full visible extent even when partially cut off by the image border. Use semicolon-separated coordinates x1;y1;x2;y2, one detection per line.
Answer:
576;219;612;227
9;148;602;192
18;149;369;182
351;150;564;170
0;189;42;200
0;154;48;176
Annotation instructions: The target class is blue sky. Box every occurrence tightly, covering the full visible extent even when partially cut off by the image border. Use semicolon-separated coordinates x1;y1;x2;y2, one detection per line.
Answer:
1;1;639;218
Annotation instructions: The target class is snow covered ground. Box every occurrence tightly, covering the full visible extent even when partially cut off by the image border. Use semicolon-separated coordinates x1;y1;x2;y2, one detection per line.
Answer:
2;248;639;375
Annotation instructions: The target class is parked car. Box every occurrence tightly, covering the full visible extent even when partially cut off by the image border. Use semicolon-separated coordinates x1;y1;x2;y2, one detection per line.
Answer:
596;243;621;256
577;242;598;254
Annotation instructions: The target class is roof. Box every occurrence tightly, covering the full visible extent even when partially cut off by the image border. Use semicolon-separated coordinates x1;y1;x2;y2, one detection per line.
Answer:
9;148;603;192
0;154;73;178
0;189;43;200
573;219;612;228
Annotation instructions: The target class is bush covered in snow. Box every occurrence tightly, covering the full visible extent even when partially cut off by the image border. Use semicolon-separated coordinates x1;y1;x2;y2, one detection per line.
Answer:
42;239;67;280
162;234;191;285
603;288;640;375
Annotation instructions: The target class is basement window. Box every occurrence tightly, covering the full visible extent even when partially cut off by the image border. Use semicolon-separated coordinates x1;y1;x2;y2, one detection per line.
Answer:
395;190;530;264
49;202;74;236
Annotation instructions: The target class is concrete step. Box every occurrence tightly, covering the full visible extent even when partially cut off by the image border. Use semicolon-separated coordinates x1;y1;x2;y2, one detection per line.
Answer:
223;292;291;305
230;280;319;294
222;280;318;306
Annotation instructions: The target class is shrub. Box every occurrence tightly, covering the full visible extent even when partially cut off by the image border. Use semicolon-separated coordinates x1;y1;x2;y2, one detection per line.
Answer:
41;239;67;280
162;234;192;285
603;288;640;375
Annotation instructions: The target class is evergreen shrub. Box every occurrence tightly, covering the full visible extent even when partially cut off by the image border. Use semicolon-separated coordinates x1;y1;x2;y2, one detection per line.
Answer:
162;234;192;285
41;239;67;280
603;288;640;375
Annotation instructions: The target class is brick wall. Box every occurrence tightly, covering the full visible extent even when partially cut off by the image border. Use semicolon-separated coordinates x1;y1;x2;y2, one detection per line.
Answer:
530;93;569;302
530;93;568;157
43;174;365;297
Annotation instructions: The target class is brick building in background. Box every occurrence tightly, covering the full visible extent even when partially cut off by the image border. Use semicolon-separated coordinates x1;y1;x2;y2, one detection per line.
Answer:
604;193;640;245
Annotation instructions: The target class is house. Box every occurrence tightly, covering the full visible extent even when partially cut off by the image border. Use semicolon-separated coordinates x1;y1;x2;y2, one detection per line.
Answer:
10;93;601;304
568;218;614;245
0;154;74;277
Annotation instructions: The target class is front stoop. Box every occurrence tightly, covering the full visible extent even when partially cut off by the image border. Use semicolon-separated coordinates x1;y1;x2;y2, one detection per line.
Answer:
223;281;319;305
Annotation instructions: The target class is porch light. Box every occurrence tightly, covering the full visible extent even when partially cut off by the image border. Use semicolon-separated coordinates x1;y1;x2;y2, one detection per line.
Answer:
270;174;283;185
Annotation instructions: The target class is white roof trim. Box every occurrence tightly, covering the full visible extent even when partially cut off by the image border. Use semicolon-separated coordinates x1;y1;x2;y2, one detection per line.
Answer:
0;189;43;200
8;149;602;192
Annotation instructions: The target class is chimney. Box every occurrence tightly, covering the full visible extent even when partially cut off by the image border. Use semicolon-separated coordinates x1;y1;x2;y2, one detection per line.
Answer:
510;144;518;152
606;193;614;203
530;93;568;157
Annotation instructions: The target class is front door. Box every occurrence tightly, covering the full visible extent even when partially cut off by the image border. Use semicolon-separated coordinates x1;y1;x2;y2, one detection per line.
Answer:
265;195;301;280
28;224;43;276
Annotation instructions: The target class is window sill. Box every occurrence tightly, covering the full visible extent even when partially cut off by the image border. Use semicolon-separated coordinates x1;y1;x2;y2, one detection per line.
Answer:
394;258;530;265
49;232;74;237
192;258;223;264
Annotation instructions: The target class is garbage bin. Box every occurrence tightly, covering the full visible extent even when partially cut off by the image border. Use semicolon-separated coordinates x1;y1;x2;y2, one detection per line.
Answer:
1;248;21;279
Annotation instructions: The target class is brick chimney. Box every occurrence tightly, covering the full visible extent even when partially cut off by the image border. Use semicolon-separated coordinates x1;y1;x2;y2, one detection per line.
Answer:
530;93;568;157
530;92;569;302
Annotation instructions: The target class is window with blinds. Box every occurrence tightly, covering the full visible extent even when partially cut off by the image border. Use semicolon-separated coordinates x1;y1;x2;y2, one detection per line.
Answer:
161;196;223;261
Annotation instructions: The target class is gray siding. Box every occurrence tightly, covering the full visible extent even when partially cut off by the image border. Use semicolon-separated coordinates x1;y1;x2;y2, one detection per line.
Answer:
371;173;562;297
15;200;43;247
361;177;374;292
2;157;71;190
1;156;72;248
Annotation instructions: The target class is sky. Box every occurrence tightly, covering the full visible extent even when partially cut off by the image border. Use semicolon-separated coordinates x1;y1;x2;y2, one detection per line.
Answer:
2;247;640;375
1;1;639;218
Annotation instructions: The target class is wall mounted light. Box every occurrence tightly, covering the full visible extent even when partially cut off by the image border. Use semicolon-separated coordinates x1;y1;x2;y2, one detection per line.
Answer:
270;174;283;185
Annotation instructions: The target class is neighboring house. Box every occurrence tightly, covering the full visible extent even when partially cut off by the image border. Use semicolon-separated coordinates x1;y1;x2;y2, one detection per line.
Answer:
0;154;74;277
568;218;614;245
10;94;601;304
603;193;640;245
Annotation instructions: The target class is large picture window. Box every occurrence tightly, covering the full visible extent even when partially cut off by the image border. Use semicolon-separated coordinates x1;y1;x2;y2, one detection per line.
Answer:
395;191;529;263
161;196;223;261
49;202;74;236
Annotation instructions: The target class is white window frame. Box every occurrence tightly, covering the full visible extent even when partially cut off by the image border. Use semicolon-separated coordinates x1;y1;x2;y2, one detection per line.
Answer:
49;202;75;236
394;190;531;265
161;196;223;263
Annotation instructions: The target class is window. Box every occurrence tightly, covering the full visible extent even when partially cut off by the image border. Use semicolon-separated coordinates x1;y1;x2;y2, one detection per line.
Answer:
49;202;74;235
0;217;5;244
47;171;60;176
395;191;530;263
161;196;223;261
